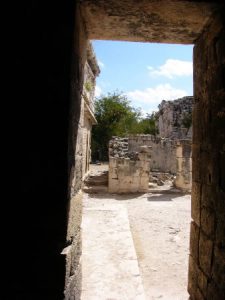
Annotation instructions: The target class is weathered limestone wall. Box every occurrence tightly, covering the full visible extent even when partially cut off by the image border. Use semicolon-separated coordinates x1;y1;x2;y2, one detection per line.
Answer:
188;10;225;300
64;6;88;300
156;96;193;139
81;43;99;179
82;120;91;176
108;137;151;193
128;135;177;174
174;140;192;192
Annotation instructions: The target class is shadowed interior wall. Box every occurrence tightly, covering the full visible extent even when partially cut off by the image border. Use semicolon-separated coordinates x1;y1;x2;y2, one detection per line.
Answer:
64;6;88;300
10;1;78;299
188;8;225;300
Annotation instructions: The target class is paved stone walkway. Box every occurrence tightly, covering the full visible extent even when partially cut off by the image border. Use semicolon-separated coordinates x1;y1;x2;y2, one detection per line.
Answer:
81;202;146;300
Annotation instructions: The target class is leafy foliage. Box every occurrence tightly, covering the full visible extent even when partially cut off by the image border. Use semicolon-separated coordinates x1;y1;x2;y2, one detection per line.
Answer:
136;113;159;135
92;92;158;161
84;81;93;92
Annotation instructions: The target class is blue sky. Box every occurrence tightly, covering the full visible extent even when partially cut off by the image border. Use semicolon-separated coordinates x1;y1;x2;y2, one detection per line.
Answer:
92;40;193;115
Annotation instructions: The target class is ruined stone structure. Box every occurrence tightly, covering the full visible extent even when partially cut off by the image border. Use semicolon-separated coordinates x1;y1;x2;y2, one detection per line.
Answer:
123;97;193;190
175;140;192;192
128;134;177;174
81;43;99;178
11;1;224;299
108;137;151;193
128;97;193;177
109;133;192;192
156;96;193;139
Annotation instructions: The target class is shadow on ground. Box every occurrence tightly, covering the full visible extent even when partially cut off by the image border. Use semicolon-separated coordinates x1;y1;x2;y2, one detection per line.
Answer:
87;191;188;202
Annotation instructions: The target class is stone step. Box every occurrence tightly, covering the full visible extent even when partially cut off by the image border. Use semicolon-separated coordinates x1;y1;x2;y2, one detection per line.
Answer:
84;178;108;186
83;185;108;194
84;171;108;187
81;202;146;300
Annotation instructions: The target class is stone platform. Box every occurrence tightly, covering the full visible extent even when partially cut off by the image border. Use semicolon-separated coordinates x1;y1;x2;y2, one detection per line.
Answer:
81;203;145;300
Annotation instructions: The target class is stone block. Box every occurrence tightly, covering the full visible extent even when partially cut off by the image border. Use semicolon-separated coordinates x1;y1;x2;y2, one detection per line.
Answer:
207;281;224;300
109;157;118;168
176;145;183;158
175;172;191;191
197;265;208;298
192;144;201;182
190;221;200;263
188;254;209;300
192;103;202;143
182;158;191;173
124;157;130;166
215;190;225;249
182;142;192;158
117;166;126;177
191;182;201;226
108;178;119;193
109;167;118;179
195;288;205;300
176;157;182;173
201;206;215;238
123;166;134;177
200;151;218;186
211;246;225;292
188;255;198;298
199;230;213;277
140;178;149;190
201;184;214;208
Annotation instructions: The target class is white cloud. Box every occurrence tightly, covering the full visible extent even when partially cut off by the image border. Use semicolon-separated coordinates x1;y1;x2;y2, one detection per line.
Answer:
148;59;193;79
94;85;102;98
126;83;188;105
97;60;105;69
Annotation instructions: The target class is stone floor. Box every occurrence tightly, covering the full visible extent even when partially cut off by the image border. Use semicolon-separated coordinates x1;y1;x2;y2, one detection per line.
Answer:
81;202;145;300
81;164;191;300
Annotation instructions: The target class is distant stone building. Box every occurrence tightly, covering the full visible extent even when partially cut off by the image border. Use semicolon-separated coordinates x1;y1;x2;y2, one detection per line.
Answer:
156;96;193;139
81;42;100;178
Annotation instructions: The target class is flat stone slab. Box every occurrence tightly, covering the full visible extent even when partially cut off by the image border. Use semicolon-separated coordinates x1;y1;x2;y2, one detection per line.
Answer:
81;203;145;300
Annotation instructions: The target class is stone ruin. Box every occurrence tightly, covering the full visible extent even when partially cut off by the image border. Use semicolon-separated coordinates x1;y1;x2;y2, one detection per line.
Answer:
108;137;151;193
156;96;193;139
108;96;193;193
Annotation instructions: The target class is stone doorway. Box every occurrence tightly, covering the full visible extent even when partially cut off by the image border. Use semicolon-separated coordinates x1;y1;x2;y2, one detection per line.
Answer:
66;2;224;299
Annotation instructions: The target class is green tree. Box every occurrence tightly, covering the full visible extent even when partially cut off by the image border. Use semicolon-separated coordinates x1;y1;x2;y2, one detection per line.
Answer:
136;112;158;135
92;92;141;161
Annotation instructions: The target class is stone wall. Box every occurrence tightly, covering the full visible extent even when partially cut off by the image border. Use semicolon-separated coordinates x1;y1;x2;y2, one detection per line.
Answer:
81;42;99;179
108;137;151;193
128;134;177;174
156;96;193;139
188;9;225;300
174;140;192;192
64;6;88;299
